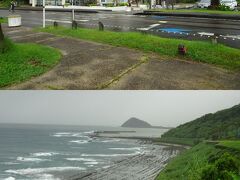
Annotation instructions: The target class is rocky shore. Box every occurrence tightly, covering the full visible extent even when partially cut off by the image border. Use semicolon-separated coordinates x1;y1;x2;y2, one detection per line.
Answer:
67;136;186;180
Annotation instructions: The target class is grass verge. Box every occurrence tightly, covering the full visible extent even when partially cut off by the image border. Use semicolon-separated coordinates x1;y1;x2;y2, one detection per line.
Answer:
39;26;240;70
0;17;7;23
0;39;61;88
218;140;240;151
157;142;240;180
157;143;220;180
155;137;202;146
151;9;240;15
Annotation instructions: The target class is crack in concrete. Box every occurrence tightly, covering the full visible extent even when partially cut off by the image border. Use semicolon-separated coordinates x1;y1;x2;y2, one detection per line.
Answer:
97;55;150;89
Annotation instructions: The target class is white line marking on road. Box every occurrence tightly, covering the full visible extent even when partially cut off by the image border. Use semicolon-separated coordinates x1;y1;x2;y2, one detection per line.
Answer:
46;19;72;24
223;35;240;40
158;21;168;24
137;24;160;31
77;20;89;22
198;32;214;36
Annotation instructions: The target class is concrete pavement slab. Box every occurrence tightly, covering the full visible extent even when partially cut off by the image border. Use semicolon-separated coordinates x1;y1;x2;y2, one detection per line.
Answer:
3;26;240;90
108;58;240;90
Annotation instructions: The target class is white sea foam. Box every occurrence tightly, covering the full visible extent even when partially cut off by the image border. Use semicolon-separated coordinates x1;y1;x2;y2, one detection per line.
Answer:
2;162;19;165
17;157;49;162
84;161;99;165
69;140;89;144
99;139;121;143
103;165;110;169
33;173;60;180
54;132;71;135
109;147;141;151
5;166;86;175
66;158;96;162
4;177;16;180
31;152;59;157
81;151;141;157
83;131;95;134
52;132;78;137
53;132;89;138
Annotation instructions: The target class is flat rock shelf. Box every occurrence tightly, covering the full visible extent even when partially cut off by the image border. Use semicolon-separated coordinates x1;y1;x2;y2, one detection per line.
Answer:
68;144;184;180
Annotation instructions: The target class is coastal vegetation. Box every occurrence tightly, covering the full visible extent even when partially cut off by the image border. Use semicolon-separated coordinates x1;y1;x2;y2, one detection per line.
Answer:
157;142;240;180
39;26;240;70
218;140;240;151
0;17;7;23
157;104;240;179
0;39;61;88
161;104;240;141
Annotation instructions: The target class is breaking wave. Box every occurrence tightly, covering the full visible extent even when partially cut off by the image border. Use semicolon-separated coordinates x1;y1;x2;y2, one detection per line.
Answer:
52;131;94;138
31;152;59;157
109;147;141;151
5;166;86;175
81;151;141;157
65;158;96;162
4;177;16;180
69;140;89;144
17;157;49;162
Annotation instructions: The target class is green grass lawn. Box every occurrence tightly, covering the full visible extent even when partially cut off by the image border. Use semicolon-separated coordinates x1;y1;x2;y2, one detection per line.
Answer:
157;143;220;180
155;137;202;146
218;140;240;151
152;9;240;15
39;26;240;70
0;17;7;23
0;39;61;88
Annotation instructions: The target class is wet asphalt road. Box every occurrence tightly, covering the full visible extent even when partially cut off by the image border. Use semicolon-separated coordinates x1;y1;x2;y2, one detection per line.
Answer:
1;9;240;48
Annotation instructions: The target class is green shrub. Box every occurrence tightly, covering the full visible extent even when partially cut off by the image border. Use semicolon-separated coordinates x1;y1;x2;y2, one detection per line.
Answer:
217;4;232;11
104;3;114;7
215;153;239;173
64;3;70;6
201;165;219;180
117;2;128;6
88;3;97;6
201;153;239;180
0;38;13;53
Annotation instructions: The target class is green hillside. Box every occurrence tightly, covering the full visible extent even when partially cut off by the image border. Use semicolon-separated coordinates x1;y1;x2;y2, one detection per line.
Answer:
157;104;240;180
162;104;240;141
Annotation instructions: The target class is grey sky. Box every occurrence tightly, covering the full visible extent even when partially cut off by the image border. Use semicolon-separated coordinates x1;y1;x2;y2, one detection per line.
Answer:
0;91;239;127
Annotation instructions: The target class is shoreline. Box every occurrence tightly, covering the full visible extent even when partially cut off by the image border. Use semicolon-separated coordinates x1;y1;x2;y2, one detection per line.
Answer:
91;130;191;148
66;135;187;180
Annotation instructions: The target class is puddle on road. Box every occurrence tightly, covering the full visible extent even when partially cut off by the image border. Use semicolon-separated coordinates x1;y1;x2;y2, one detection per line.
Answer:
151;16;167;19
159;28;191;34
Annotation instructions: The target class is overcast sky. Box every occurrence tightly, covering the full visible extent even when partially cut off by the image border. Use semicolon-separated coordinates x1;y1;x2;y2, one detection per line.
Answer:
0;91;239;127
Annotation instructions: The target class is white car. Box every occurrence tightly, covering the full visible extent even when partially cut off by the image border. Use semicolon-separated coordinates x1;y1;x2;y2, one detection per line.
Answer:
197;0;210;8
197;0;237;9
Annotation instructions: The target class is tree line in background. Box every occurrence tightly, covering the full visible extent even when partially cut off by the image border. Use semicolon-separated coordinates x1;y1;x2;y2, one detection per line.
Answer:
162;104;240;141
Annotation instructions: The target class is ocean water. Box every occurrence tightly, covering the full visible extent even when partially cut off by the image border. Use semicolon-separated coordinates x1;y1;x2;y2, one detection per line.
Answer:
0;124;166;180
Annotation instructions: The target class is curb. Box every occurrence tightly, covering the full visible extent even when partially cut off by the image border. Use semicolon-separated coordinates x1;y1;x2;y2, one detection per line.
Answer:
135;11;240;20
